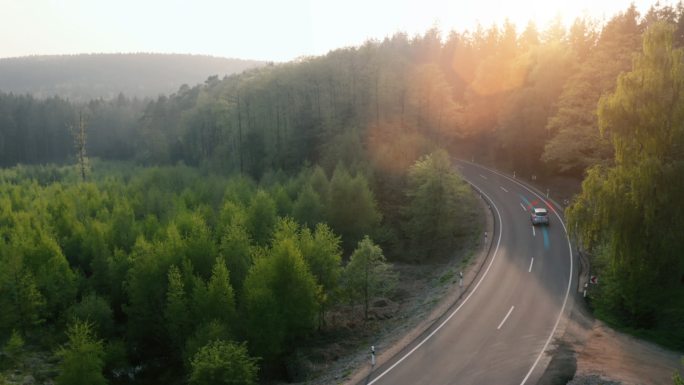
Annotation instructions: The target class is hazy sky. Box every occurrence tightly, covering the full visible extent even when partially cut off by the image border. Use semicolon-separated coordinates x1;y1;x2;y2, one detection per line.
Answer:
0;0;665;62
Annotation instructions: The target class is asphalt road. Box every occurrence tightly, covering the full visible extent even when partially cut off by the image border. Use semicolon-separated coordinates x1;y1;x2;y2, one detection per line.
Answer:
365;161;574;385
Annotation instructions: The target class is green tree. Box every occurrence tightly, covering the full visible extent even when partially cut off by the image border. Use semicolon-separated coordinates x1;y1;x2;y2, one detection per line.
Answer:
343;236;397;321
164;265;191;353
246;190;277;246
125;230;184;354
204;258;236;325
404;150;474;259
109;199;136;253
8;224;76;321
543;7;642;174
56;320;107;385
243;237;318;360
183;319;231;365
67;293;114;338
292;184;326;227
3;330;24;367
308;166;330;205
189;340;258;385
298;224;342;327
176;211;216;280
218;223;252;295
0;254;45;334
328;165;381;252
568;23;684;334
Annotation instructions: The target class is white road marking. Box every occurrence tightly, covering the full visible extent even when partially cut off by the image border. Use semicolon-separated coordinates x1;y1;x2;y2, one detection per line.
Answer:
480;174;488;179
459;161;574;385
532;226;536;237
520;203;527;211
528;258;534;272
500;186;508;193
367;181;504;385
497;306;515;330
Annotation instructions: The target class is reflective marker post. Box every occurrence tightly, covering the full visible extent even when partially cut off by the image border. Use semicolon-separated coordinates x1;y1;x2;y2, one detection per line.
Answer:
459;271;464;288
371;345;376;366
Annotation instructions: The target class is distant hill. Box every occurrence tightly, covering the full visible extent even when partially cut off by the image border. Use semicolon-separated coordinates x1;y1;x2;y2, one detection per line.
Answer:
0;53;265;101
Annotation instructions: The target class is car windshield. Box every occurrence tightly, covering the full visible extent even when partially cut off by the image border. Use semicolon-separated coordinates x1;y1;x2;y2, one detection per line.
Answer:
535;210;547;216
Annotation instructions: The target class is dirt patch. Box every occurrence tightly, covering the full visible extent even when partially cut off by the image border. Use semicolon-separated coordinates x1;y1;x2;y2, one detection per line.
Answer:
541;293;684;385
573;319;683;385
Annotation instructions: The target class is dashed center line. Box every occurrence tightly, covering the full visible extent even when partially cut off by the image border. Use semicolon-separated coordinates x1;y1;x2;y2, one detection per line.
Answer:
529;257;534;272
532;226;536;237
497;306;515;330
520;203;527;211
500;186;508;192
480;174;488;180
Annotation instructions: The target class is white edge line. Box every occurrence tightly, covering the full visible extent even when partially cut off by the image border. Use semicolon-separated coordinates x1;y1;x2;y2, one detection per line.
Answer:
528;257;534;272
500;186;508;192
497;306;515;330
367;180;504;385
520;202;527;211
457;160;574;385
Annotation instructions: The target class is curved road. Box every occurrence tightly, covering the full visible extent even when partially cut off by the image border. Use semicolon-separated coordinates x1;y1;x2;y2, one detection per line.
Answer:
365;161;575;385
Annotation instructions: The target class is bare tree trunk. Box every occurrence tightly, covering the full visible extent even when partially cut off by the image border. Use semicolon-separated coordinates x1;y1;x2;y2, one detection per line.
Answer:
375;72;380;127
364;256;369;321
237;92;244;175
72;111;88;182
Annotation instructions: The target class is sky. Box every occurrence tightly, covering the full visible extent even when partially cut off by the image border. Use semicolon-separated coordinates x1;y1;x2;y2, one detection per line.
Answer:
0;0;668;62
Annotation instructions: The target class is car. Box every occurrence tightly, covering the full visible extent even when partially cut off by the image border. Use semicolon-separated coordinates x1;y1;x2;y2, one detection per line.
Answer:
531;207;549;226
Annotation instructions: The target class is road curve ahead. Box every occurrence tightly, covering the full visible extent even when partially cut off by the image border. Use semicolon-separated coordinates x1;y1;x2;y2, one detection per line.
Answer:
365;161;574;385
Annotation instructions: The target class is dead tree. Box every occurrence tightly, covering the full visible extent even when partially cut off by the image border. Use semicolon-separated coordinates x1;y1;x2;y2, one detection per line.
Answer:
71;111;88;182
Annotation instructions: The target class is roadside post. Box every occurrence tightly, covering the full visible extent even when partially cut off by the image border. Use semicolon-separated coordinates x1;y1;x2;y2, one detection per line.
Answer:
459;271;463;288
371;345;376;366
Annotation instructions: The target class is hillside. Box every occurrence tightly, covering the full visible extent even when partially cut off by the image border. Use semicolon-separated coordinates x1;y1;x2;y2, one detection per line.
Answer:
0;53;264;101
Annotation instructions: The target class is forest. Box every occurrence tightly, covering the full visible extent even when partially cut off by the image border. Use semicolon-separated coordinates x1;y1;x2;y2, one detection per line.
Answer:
1;2;684;384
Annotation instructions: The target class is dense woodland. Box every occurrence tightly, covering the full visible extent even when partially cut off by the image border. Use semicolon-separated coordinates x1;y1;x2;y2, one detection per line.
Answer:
0;54;263;102
0;159;474;383
1;3;684;384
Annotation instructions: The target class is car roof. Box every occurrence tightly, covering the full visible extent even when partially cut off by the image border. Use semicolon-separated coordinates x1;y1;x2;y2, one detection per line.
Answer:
533;207;548;213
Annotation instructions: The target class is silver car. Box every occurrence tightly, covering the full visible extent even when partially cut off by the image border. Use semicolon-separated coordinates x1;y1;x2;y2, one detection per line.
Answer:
531;207;549;226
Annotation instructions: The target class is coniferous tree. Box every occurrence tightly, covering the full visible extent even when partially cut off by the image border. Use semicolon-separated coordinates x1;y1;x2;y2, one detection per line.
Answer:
56;320;107;385
343;236;396;321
